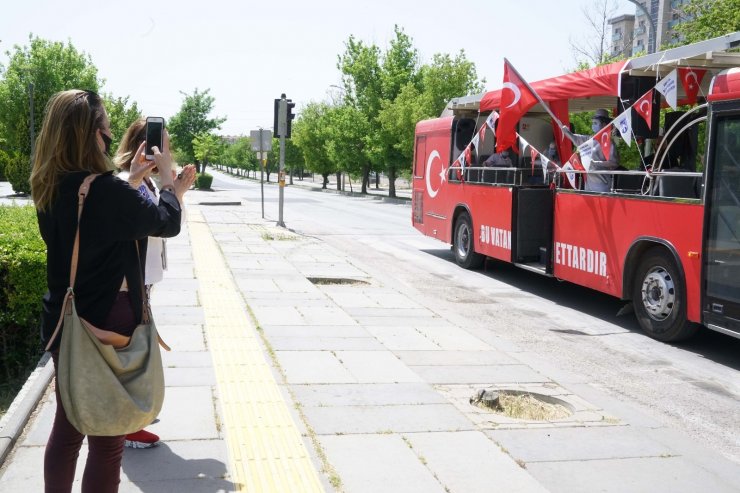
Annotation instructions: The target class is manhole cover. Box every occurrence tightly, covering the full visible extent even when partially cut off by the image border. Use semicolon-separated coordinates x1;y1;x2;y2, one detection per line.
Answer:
470;389;572;421
307;277;369;286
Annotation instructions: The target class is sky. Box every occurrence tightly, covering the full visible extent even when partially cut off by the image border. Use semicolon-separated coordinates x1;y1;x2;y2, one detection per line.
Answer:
1;0;633;136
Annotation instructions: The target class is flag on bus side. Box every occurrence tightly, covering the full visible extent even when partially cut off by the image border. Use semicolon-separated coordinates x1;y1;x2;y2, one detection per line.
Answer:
485;111;499;136
594;124;613;161
655;69;678;110
615;110;632;147
634;89;654;130
497;60;538;153
678;68;707;106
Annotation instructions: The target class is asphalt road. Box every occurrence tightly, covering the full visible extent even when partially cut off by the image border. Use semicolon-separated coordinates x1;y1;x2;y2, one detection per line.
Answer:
210;169;740;464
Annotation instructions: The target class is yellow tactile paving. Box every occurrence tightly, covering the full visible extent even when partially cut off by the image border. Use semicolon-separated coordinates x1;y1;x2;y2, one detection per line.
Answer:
188;210;325;493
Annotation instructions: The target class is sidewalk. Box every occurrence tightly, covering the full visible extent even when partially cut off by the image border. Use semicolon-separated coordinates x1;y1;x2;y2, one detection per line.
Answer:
1;184;739;492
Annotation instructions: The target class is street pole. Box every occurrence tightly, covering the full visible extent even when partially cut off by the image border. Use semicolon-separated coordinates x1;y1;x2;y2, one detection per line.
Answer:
259;128;265;219
277;95;287;228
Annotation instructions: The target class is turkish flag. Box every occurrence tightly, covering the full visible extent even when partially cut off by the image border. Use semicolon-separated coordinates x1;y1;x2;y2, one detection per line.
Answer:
497;60;538;153
678;68;707;105
594;124;613;161
530;146;538;174
464;145;472;168
634;89;654;130
478;125;486;145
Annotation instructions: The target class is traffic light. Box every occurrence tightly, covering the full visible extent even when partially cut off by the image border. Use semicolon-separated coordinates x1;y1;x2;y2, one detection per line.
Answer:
285;100;296;138
273;98;281;137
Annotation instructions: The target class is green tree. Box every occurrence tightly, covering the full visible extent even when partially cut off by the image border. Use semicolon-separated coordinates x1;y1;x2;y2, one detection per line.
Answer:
168;88;226;169
222;137;258;177
675;0;740;45
102;94;141;156
324;104;371;191
192;132;225;173
292;102;335;188
0;35;101;192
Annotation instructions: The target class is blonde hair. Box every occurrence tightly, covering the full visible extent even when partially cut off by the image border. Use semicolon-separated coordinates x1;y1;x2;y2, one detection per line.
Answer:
113;118;146;171
30;90;113;212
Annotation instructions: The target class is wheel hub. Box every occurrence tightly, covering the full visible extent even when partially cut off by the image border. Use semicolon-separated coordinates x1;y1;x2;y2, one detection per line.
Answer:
641;267;675;321
456;223;471;259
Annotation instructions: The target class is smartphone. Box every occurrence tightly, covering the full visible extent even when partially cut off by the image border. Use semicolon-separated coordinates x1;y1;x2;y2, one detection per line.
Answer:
145;117;165;161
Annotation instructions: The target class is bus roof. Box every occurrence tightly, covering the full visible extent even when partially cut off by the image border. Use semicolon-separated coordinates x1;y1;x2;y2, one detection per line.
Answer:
445;32;740;116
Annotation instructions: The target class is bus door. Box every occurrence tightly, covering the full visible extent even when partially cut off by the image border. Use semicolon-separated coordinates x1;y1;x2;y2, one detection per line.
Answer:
703;107;740;337
513;187;554;273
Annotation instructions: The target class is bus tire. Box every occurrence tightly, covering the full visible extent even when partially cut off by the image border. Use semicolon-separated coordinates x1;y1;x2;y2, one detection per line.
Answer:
632;248;698;342
453;212;484;269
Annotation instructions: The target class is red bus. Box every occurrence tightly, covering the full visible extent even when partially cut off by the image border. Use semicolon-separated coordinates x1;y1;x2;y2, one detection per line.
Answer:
412;34;740;342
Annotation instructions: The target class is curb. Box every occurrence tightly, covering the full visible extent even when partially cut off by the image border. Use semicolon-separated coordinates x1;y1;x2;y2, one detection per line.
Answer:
0;353;53;465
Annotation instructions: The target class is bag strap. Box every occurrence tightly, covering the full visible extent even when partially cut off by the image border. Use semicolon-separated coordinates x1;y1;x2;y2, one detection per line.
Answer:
45;174;99;351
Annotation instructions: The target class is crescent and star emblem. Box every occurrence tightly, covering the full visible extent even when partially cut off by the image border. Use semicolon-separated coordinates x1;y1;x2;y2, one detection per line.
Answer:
425;150;445;198
685;71;698;90
503;82;521;108
601;132;610;146
639;100;650;116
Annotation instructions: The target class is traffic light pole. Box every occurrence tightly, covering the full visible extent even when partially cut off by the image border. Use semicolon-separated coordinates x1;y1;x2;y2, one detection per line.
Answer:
274;93;294;228
277;131;286;227
259;128;265;219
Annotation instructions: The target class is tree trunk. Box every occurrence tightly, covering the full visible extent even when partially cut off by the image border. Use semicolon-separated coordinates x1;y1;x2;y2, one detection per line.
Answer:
375;172;380;189
195;161;202;173
388;166;397;198
322;173;329;189
361;165;369;194
336;172;342;191
289;168;294;185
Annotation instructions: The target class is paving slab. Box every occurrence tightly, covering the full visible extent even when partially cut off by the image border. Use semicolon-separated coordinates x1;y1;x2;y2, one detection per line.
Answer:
395;349;520;366
152;386;220;441
153;306;206;325
414;325;492;350
403;431;548;493
261;324;370;338
487;426;672;462
297;305;358;325
526;456;740;493
163;366;217;387
290;383;449;407
336;351;424;383
266;336;385;351
364;326;442;351
411;364;548;384
277;351;357;384
303;403;473;435
319;434;446;493
157;325;207;351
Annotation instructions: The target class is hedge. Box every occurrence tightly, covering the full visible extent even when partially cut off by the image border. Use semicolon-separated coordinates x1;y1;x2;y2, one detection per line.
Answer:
0;205;46;387
196;172;213;190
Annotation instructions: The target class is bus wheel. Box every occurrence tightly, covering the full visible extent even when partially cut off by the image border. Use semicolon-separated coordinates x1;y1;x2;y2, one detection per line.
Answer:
454;212;484;269
632;249;698;342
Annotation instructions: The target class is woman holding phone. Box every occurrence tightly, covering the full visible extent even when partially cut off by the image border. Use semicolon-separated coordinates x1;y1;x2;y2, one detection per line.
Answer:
31;89;186;493
113;118;196;449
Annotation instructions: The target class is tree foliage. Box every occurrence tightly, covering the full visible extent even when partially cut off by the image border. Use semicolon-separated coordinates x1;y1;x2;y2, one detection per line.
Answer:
103;94;141;156
675;0;740;45
0;36;101;192
192;132;225;172
168;88;226;164
292;102;334;188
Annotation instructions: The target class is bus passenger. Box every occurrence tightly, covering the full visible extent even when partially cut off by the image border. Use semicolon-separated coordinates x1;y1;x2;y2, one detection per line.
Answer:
482;149;513;167
562;108;620;192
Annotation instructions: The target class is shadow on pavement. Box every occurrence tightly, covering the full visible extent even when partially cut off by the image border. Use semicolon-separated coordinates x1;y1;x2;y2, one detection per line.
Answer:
121;443;236;492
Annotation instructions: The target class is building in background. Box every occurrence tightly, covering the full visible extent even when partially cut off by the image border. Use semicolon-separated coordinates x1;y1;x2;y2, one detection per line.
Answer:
609;14;636;57
611;0;694;56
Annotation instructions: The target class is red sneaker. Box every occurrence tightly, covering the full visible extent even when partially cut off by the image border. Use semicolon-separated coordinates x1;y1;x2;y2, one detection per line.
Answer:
124;429;160;449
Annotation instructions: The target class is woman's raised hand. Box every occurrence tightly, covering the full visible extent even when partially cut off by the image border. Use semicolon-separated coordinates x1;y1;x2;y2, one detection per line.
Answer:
174;164;197;202
128;141;156;187
152;131;174;187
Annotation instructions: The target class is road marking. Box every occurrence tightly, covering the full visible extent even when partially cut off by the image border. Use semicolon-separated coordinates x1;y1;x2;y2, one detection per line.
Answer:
188;210;324;492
